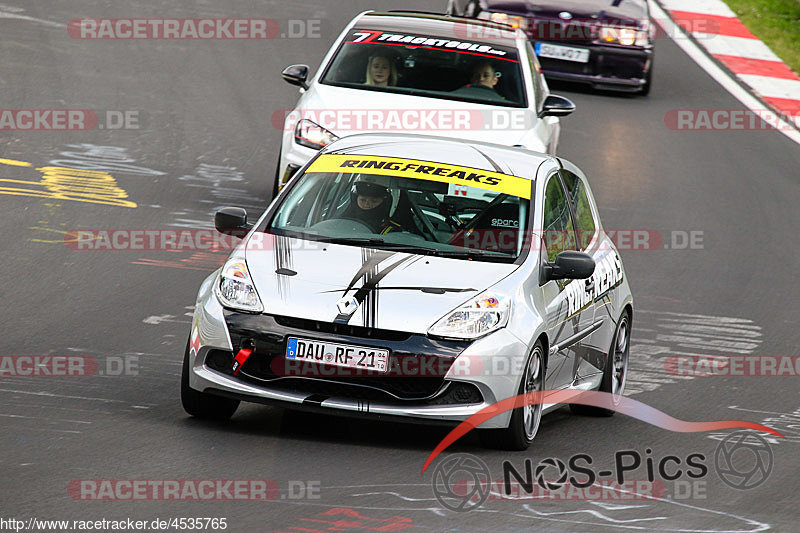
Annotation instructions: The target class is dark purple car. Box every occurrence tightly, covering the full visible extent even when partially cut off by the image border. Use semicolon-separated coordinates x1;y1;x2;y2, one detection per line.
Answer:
447;0;654;94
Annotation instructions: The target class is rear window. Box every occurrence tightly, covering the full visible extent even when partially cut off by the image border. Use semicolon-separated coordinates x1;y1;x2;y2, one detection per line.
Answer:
320;29;526;107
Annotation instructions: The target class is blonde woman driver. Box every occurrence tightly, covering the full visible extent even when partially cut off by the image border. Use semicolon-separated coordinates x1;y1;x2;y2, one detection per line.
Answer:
365;54;397;86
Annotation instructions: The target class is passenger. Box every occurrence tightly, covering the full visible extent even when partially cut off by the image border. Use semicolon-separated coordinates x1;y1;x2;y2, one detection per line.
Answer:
365;54;398;86
469;61;500;90
341;180;402;234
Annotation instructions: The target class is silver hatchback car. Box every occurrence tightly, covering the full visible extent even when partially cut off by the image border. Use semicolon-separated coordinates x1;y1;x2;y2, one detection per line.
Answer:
182;133;633;450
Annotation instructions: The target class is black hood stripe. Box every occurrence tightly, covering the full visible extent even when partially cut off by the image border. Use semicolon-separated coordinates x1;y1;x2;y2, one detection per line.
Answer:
274;235;294;300
334;251;414;325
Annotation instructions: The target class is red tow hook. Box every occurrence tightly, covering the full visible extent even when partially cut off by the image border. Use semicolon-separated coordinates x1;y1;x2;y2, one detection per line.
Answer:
231;348;253;375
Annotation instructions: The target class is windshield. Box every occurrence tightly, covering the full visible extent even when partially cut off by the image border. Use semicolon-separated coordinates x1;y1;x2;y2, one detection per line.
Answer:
267;154;532;263
320;29;527;108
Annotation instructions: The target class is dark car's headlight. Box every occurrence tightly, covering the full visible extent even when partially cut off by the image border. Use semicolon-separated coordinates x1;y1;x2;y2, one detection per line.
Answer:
294;119;339;150
479;11;529;30
599;25;649;46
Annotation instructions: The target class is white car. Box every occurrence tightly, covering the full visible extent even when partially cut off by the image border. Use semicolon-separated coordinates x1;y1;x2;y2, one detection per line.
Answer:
184;133;633;451
274;10;575;197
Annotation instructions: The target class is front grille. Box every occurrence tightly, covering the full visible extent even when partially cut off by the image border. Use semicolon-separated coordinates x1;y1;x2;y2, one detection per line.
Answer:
219;312;473;403
529;19;597;45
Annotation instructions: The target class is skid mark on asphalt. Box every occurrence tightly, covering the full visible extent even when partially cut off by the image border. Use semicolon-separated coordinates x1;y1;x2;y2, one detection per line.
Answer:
170;163;266;229
626;310;763;395
266;483;770;532
0;3;65;28
49;144;165;176
132;251;227;270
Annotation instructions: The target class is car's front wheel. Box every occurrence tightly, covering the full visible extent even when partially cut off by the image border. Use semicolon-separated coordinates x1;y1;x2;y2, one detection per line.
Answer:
480;341;545;450
181;341;239;420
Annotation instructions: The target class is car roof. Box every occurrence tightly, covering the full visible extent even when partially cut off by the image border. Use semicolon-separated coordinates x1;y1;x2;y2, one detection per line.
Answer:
354;11;524;49
321;133;558;181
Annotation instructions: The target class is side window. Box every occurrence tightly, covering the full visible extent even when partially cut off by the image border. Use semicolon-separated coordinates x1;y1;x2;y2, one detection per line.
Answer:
561;171;597;250
525;42;545;112
542;174;577;262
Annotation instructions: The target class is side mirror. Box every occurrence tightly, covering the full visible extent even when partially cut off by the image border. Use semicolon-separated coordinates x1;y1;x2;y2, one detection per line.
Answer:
215;207;252;237
282;64;310;90
542;250;595;282
538;94;576;118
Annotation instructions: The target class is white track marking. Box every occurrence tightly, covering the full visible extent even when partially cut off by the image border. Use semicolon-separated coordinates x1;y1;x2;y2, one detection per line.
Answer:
735;75;800;100
658;0;736;17
700;35;782;62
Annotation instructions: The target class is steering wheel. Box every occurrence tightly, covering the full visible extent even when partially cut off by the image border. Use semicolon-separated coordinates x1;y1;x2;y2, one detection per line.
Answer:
335;217;375;232
310;217;375;234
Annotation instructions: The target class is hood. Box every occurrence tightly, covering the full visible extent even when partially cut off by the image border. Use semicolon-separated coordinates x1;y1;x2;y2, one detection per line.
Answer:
484;0;647;24
297;84;536;149
244;234;519;334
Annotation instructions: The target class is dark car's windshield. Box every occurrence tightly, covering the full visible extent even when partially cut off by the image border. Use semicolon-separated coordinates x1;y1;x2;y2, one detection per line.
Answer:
320;29;527;108
267;153;533;263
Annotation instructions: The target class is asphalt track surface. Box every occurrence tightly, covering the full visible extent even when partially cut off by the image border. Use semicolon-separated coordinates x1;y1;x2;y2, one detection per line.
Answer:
2;1;800;532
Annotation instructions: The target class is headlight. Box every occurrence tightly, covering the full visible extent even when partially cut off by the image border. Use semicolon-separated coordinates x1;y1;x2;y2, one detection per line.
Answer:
294;119;339;150
481;12;529;30
600;25;646;46
214;259;263;313
428;292;510;339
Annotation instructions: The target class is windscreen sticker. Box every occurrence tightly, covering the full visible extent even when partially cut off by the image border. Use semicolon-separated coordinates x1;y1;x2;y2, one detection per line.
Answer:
306;154;531;199
346;30;517;62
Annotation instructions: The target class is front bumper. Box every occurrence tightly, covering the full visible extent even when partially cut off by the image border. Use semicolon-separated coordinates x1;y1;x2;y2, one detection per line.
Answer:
536;42;653;91
187;274;530;428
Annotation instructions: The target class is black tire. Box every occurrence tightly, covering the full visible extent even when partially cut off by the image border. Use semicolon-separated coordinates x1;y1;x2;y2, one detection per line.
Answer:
640;64;652;96
181;341;239;420
480;341;545;451
570;311;631;417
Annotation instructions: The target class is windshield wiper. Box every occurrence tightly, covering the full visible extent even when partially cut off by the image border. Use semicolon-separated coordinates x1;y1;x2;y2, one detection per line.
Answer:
434;249;502;259
321;237;387;246
319;237;512;260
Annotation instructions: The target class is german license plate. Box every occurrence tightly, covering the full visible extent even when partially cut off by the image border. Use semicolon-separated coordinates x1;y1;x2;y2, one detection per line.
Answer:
285;337;389;373
535;42;590;63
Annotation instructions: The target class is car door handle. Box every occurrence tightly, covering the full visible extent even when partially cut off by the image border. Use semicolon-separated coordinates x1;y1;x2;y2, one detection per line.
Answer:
585;279;595;294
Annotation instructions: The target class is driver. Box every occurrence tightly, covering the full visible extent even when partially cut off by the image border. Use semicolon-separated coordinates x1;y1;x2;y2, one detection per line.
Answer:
341;180;402;234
